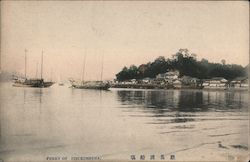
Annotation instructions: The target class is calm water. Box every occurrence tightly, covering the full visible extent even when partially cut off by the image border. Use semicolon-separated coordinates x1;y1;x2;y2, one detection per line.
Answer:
0;82;248;161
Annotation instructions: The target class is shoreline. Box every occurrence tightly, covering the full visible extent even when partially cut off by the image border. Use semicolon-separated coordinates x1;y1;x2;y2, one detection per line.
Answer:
111;84;248;91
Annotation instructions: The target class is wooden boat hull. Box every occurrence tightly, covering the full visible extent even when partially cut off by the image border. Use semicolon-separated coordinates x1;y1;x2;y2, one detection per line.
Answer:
13;80;54;88
72;84;110;90
69;80;110;90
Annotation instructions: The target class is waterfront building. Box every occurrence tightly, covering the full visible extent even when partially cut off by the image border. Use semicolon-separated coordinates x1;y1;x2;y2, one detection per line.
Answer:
156;70;179;81
202;77;228;89
141;77;152;84
230;77;248;89
173;79;182;88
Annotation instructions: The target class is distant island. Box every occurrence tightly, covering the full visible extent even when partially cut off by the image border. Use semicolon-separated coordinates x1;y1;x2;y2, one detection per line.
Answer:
113;49;248;90
116;49;248;81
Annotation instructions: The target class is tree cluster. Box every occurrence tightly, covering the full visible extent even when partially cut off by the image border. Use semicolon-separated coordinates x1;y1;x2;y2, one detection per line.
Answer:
116;49;248;81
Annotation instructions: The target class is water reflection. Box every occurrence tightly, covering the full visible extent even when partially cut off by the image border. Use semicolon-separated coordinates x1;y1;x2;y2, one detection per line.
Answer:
0;85;47;155
116;90;248;112
116;89;248;125
0;83;248;161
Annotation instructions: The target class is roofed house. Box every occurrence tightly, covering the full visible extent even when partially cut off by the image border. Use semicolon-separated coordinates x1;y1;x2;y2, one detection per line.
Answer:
151;78;165;85
230;77;248;88
156;70;179;83
202;77;228;89
202;79;211;89
173;79;182;88
180;76;201;87
130;79;137;84
141;77;152;84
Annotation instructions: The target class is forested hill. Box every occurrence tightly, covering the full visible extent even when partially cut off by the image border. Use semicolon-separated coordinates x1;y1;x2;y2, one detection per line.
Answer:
116;49;248;81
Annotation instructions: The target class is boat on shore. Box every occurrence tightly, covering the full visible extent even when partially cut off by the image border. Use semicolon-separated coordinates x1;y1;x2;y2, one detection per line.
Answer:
69;79;110;90
69;51;110;90
13;49;54;88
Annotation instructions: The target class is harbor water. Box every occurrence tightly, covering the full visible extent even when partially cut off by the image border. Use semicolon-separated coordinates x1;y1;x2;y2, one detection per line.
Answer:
0;82;248;161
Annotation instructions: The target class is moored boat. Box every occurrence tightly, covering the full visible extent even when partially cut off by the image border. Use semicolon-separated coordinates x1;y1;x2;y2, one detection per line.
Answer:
69;50;110;90
12;49;54;88
69;79;110;90
13;78;54;88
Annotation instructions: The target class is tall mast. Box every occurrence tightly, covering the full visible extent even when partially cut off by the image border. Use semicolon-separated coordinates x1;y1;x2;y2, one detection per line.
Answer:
35;61;38;78
81;49;86;82
100;52;104;81
24;49;27;79
41;50;43;79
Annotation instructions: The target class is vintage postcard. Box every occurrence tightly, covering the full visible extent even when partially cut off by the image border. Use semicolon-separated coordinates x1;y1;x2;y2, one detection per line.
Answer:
0;1;249;162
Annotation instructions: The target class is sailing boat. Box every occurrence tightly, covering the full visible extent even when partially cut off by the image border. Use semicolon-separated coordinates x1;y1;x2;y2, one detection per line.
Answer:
69;51;110;90
13;50;54;88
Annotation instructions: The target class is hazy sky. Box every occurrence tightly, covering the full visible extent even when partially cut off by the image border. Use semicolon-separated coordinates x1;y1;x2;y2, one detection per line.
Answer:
1;1;249;81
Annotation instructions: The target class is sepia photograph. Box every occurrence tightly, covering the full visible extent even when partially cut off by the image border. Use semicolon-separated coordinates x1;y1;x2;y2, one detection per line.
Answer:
0;1;249;162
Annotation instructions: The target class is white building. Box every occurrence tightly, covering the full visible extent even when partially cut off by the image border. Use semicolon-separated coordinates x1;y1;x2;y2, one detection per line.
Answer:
156;70;179;80
203;77;228;89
